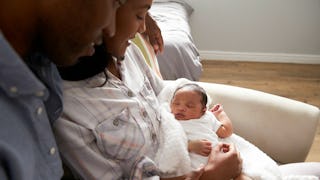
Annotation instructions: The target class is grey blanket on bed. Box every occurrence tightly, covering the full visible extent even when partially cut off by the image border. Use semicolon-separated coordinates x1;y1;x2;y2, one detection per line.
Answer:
150;2;202;81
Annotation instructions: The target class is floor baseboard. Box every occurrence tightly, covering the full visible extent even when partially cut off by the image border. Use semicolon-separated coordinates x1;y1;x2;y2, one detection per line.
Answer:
199;50;320;64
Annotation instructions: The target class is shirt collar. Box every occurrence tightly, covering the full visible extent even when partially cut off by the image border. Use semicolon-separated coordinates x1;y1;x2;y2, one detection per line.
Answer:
0;32;47;97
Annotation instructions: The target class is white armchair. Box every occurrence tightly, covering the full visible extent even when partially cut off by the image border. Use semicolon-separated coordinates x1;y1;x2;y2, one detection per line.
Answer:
197;81;319;164
133;33;320;177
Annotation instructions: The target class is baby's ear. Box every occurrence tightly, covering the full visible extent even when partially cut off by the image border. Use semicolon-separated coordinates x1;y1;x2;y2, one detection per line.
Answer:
203;107;207;112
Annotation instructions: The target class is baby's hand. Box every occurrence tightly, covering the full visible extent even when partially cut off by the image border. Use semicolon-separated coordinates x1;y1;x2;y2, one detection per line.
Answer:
188;139;212;156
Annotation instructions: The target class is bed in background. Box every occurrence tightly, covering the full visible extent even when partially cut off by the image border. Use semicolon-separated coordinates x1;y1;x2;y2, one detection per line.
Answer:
150;0;202;81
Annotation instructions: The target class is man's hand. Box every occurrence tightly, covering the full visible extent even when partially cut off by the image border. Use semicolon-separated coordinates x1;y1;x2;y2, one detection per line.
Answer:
145;13;164;54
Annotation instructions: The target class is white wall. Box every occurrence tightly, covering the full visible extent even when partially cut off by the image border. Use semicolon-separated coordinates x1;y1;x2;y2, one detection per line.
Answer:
189;0;320;64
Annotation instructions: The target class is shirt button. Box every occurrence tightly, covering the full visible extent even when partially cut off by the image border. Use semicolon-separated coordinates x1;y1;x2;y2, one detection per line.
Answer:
152;133;157;141
113;119;120;126
37;107;43;115
142;111;148;118
35;91;44;97
10;86;18;93
50;147;56;155
146;83;151;90
127;90;133;97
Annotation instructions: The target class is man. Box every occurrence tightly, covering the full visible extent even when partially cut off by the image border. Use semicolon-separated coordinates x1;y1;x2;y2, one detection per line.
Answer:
0;0;120;179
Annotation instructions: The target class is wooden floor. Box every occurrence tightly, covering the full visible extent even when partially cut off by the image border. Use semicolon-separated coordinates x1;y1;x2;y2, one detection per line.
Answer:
199;60;320;162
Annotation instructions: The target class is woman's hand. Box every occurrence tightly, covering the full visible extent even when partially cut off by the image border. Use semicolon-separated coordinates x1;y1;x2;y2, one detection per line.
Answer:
145;13;164;54
161;165;205;180
185;165;205;180
201;142;242;180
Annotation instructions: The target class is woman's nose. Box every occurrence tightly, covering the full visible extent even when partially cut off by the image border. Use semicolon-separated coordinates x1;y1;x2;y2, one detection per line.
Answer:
138;21;146;34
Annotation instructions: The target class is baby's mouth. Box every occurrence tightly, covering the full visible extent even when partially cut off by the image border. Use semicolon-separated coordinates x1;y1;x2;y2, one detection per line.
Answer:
175;113;185;119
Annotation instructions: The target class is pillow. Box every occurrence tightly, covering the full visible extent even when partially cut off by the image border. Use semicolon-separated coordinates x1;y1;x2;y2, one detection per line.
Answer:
132;33;163;79
153;0;194;16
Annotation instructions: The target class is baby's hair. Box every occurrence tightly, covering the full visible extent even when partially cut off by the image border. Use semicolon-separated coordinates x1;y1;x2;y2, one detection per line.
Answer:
173;83;208;108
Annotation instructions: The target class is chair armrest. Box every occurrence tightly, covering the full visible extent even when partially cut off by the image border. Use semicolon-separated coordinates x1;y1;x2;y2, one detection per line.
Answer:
196;81;320;164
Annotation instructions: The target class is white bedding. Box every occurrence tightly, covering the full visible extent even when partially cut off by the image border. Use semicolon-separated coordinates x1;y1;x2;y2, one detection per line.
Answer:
150;2;202;81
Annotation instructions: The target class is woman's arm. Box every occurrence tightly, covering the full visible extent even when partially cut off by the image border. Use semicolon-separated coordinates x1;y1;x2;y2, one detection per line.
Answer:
162;143;242;180
54;117;124;179
161;166;205;180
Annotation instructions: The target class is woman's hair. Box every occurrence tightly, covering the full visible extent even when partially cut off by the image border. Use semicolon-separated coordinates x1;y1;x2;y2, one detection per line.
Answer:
173;83;208;108
58;43;112;82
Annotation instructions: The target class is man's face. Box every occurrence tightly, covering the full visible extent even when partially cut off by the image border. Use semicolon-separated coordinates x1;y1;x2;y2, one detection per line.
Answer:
38;0;120;66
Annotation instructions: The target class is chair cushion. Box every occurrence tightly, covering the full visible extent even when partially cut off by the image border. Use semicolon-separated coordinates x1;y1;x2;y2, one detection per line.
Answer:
132;33;163;79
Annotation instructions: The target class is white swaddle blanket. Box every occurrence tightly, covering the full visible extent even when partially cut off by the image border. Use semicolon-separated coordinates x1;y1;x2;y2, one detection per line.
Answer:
154;105;192;177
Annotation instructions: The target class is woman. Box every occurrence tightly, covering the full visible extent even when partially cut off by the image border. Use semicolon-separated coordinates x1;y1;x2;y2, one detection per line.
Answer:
54;0;242;179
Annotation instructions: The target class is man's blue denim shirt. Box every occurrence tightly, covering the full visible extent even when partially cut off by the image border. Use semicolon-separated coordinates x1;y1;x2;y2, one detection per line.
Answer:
0;32;63;179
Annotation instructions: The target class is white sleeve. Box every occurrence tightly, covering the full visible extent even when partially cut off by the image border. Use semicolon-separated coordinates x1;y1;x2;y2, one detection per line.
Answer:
203;111;222;133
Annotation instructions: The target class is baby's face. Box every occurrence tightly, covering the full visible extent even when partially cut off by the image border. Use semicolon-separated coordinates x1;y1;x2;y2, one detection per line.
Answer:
170;89;206;120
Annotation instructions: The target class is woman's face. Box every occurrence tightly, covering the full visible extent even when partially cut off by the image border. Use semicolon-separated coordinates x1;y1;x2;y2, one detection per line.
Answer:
104;0;152;59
